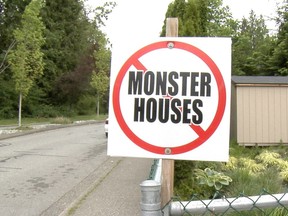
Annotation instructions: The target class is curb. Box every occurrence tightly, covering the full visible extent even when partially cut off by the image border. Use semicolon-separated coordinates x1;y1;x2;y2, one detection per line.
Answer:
0;120;104;141
57;158;123;216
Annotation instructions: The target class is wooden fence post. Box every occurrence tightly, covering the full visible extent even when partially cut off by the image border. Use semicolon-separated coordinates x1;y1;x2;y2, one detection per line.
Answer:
161;17;178;208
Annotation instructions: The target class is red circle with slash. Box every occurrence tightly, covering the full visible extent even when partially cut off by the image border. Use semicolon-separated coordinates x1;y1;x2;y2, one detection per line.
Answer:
112;40;226;155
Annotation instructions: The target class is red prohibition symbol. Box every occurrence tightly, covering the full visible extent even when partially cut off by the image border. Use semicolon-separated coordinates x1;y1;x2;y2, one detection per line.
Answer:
112;40;226;155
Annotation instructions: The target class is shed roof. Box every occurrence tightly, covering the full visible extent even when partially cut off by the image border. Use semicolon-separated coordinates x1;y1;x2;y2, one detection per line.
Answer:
232;76;288;85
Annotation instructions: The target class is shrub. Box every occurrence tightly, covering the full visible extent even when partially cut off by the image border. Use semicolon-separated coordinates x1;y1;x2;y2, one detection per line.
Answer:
76;95;96;115
31;104;61;118
0;106;17;118
256;151;282;167
174;144;288;199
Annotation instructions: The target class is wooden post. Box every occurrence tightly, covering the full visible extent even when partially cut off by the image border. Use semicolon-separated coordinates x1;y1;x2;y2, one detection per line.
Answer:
166;18;178;37
161;17;178;208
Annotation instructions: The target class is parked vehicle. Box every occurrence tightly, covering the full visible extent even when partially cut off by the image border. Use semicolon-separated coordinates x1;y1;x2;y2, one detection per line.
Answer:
105;118;108;138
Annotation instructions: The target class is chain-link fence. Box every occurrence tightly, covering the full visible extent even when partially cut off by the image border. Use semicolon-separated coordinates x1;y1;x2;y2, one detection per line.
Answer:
144;159;288;216
163;190;288;216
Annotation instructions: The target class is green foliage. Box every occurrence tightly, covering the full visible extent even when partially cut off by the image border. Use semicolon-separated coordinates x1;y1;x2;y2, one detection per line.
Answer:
1;0;288;119
8;0;45;97
0;0;31;74
161;0;281;76
174;143;288;200
90;27;111;115
225;157;266;173
0;78;18;118
90;71;109;98
1;0;114;118
255;150;288;182
227;167;284;197
269;1;288;76
91;1;116;28
76;95;96;115
232;11;274;75
194;168;232;190
174;160;225;199
40;0;90;95
204;0;236;36
161;0;236;37
29;104;61;118
255;151;282;167
7;0;45;126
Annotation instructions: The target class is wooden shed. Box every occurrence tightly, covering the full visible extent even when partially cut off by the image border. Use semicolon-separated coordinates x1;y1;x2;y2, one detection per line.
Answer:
231;76;288;146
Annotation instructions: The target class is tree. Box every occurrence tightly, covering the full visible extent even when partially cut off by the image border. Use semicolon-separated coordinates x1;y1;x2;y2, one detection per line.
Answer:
269;1;288;75
54;46;95;110
0;1;31;118
160;0;236;37
40;0;90;102
90;71;109;116
8;0;45;126
48;1;114;114
90;31;111;116
88;2;115;115
0;0;31;74
232;11;274;75
0;40;15;74
0;0;114;118
201;0;237;36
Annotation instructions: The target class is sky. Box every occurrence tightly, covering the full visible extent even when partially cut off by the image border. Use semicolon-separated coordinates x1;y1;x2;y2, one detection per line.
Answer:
86;0;281;45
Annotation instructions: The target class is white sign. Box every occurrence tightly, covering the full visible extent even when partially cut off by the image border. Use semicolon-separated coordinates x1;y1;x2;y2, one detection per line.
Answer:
108;37;231;161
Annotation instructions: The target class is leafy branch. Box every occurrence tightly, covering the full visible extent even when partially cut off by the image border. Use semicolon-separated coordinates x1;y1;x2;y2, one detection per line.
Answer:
0;40;16;74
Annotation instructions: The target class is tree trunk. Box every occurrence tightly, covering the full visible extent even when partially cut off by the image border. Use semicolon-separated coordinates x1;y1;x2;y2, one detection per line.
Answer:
18;92;22;127
97;95;100;116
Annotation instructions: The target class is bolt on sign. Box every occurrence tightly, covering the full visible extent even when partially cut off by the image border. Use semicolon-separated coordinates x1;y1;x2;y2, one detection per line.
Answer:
108;37;231;162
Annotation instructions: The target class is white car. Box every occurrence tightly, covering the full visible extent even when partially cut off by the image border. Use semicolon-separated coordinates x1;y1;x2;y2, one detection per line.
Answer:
104;118;108;138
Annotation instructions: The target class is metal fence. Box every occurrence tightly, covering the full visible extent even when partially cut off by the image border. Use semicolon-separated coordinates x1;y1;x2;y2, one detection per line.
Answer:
166;190;288;216
142;159;288;216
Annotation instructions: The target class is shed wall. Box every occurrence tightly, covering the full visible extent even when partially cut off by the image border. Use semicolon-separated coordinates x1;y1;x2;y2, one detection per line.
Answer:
230;82;237;140
236;86;288;145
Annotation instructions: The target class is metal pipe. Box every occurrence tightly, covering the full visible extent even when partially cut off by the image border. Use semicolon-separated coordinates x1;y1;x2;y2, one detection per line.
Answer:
140;180;162;216
154;159;162;183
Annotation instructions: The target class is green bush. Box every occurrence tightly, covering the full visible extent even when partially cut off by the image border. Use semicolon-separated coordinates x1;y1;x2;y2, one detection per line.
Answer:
76;95;96;115
174;143;288;200
30;104;61;118
0;106;17;118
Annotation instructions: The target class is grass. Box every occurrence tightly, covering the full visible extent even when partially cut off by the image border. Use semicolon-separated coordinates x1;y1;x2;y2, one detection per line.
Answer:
0;117;48;126
71;114;107;122
50;116;73;124
0;114;107;126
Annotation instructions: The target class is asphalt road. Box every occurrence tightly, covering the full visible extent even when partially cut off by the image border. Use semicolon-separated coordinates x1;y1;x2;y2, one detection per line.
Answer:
0;122;116;216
